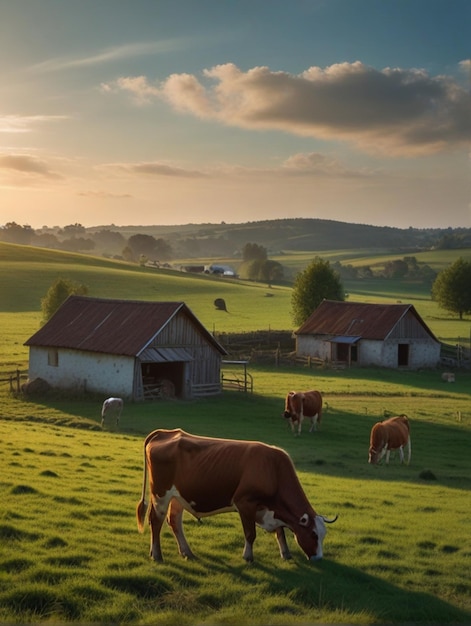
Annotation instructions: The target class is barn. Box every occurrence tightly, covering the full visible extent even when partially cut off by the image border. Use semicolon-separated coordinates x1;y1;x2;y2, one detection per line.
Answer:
295;300;440;369
24;296;227;400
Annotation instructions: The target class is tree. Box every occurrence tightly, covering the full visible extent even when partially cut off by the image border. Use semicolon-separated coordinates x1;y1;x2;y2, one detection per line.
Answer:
431;257;471;320
128;234;158;258
383;259;408;279
41;278;88;324
244;259;283;283
0;222;34;244
242;242;267;262
291;257;344;327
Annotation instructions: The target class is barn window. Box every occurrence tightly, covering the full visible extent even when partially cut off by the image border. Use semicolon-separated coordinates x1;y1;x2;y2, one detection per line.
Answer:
48;349;59;367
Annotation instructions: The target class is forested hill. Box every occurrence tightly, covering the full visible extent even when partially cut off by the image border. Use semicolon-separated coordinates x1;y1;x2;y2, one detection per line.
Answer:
2;218;470;258
109;218;469;255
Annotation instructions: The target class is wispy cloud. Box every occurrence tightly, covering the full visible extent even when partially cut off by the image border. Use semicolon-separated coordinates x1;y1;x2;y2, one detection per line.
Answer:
0;154;62;179
99;152;373;181
0;114;67;133
29;39;191;74
76;190;133;199
106;61;471;156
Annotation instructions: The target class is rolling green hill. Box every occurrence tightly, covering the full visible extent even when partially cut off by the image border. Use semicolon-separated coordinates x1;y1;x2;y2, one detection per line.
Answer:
1;241;470;372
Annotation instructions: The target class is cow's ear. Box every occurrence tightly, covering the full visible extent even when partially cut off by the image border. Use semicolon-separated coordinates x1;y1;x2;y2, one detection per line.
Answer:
299;513;310;526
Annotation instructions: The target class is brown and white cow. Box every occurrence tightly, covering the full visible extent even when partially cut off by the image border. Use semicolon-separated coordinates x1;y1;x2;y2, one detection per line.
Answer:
101;397;123;427
368;415;411;465
283;390;323;435
136;428;337;563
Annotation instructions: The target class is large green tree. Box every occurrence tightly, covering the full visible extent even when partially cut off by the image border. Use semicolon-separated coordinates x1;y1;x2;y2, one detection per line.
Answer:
291;257;344;327
431;257;471;320
41;278;88;325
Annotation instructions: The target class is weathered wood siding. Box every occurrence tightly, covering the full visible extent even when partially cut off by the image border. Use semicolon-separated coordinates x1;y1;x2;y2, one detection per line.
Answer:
145;310;222;395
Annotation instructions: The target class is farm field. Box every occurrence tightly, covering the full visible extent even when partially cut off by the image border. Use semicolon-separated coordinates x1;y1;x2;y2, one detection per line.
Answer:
1;241;470;374
0;366;470;625
0;241;471;624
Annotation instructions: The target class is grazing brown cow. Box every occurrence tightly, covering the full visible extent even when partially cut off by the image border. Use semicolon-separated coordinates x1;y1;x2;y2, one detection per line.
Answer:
136;428;337;563
101;397;123;427
283;390;323;435
368;415;411;465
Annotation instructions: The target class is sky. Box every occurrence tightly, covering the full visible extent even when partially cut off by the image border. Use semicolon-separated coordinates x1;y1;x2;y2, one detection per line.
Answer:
0;0;470;230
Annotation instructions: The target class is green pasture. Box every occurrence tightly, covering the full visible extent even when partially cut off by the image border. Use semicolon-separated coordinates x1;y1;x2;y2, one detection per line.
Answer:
1;242;471;624
1;242;470;376
0;365;470;625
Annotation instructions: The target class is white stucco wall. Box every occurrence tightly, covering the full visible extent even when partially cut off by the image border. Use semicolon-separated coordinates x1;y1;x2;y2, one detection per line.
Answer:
297;336;440;369
296;336;331;360
28;347;135;397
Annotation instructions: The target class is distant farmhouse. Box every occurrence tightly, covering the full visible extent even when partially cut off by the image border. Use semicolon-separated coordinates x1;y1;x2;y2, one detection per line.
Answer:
25;296;227;400
295;300;441;369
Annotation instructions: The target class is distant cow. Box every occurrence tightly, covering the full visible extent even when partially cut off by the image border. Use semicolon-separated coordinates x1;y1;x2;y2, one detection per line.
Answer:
101;397;123;427
283;390;323;435
136;428;337;563
368;415;411;465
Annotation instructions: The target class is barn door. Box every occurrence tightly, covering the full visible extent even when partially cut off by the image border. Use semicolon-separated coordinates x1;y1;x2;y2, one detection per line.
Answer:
398;344;409;366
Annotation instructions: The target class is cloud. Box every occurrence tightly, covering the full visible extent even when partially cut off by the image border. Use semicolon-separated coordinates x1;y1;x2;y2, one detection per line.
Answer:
99;152;372;182
0;154;61;179
281;152;369;177
100;160;208;178
0;114;67;133
76;190;133;199
101;76;160;105
108;61;471;156
30;40;188;73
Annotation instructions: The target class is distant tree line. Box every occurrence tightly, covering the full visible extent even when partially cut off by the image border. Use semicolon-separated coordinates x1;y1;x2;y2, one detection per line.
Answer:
0;222;173;262
331;256;437;284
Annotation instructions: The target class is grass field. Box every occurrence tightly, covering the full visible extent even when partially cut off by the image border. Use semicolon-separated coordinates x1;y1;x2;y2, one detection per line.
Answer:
1;366;470;625
1;241;470;373
0;241;470;624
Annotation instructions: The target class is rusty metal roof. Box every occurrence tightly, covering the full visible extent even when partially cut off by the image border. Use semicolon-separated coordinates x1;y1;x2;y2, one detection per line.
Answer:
25;296;227;357
295;300;438;341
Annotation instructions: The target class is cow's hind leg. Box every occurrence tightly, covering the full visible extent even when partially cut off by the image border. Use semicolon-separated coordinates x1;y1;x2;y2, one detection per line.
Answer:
398;445;404;464
167;499;196;560
308;414;319;433
405;436;411;465
148;495;171;562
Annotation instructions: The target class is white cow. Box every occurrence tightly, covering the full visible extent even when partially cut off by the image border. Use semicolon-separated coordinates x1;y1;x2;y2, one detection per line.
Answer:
101;397;123;427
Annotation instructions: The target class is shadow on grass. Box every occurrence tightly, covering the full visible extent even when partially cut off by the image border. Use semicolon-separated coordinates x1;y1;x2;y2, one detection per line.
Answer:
189;550;471;625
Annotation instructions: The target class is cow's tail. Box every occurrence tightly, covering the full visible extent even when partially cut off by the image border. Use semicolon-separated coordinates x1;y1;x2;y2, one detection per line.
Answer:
136;442;149;533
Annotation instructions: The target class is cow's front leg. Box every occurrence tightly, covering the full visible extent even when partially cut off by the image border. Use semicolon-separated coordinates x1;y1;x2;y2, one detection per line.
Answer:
241;520;256;562
167;499;196;560
275;527;292;560
148;499;167;562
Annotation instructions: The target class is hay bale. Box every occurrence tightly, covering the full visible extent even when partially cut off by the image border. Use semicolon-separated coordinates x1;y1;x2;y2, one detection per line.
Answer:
22;377;52;396
214;298;227;311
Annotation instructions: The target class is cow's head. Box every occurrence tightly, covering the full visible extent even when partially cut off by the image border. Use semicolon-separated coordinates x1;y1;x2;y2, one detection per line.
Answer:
368;425;386;464
283;392;300;421
294;513;337;561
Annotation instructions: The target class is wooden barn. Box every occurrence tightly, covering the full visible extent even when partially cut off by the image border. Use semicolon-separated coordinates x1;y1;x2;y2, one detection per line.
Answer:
25;296;227;400
295;300;440;369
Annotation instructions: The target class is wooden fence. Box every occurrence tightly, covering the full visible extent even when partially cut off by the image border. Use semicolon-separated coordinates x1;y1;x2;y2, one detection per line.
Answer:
0;369;28;393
